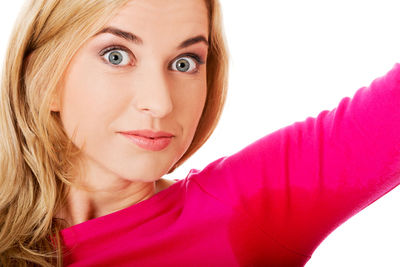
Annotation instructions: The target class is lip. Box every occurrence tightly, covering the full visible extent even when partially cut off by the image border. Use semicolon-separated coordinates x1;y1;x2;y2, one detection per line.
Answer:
119;129;175;138
118;129;174;151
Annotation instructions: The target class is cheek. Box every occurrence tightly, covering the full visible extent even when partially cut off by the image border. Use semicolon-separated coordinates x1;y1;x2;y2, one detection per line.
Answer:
176;79;207;140
59;58;127;146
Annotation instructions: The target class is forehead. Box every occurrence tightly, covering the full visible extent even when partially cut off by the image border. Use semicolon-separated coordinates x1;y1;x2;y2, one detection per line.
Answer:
106;0;209;42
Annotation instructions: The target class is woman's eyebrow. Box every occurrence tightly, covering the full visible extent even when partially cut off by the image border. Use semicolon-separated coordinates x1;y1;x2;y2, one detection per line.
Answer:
95;27;209;49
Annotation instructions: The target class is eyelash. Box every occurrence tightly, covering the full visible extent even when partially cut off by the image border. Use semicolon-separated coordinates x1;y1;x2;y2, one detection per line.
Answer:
98;45;206;73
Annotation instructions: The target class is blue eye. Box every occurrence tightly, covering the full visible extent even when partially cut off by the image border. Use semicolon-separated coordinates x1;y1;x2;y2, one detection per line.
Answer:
99;46;204;72
101;48;131;66
171;56;198;73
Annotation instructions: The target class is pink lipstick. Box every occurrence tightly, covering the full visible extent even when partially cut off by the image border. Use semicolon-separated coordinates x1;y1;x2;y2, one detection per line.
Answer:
118;130;174;151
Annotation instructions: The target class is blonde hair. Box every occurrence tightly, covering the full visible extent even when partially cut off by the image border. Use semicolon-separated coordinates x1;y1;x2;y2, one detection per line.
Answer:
0;0;229;266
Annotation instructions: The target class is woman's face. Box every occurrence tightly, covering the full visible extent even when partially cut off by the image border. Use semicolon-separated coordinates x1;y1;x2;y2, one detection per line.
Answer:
52;0;209;183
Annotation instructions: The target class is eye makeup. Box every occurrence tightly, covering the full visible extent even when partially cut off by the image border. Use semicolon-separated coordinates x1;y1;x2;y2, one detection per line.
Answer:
97;43;206;73
98;44;135;68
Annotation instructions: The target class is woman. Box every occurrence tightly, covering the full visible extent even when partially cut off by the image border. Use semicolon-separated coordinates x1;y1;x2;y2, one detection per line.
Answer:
1;0;400;266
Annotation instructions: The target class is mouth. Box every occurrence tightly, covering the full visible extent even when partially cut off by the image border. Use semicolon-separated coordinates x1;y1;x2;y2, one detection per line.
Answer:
132;134;166;139
118;129;175;139
119;132;174;151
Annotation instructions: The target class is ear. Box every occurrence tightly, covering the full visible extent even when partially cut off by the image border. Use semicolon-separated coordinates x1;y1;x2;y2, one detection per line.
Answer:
25;52;61;113
49;90;61;112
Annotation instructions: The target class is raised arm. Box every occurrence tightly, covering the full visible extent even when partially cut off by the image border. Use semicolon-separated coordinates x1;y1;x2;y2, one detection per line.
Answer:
191;63;400;262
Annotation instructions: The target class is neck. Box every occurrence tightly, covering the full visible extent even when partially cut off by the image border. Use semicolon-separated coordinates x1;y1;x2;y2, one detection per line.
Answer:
55;180;158;228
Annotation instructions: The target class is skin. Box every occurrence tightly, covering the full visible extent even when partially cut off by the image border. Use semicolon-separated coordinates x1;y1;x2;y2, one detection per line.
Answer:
51;0;209;227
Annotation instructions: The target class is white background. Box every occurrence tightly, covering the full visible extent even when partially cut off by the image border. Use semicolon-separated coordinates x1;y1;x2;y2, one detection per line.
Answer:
2;1;400;266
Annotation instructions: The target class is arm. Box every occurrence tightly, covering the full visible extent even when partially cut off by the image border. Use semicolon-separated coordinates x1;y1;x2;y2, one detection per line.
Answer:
192;63;400;258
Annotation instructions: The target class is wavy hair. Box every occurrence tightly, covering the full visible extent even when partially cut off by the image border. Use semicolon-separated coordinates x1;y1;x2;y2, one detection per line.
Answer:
0;0;229;266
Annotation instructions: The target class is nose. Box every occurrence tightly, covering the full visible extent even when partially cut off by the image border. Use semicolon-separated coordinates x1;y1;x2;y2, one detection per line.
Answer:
134;68;173;118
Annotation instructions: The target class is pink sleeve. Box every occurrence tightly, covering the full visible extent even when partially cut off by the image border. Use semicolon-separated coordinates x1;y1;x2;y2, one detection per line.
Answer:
192;63;400;257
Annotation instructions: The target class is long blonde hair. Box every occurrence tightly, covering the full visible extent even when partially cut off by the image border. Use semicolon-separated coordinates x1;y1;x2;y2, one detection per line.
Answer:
0;0;229;266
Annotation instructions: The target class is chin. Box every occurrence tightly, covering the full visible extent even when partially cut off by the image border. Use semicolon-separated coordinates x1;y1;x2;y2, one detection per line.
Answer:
118;160;173;182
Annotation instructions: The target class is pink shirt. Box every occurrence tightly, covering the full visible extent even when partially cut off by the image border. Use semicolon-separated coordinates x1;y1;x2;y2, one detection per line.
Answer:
61;63;400;266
